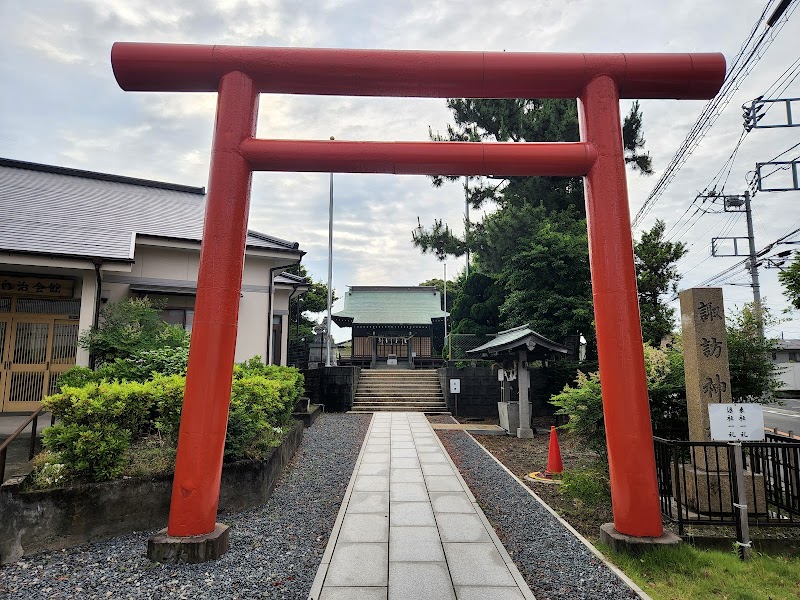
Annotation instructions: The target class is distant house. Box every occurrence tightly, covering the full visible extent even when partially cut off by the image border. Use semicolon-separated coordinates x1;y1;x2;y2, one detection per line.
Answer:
332;286;448;367
772;339;800;391
0;158;307;413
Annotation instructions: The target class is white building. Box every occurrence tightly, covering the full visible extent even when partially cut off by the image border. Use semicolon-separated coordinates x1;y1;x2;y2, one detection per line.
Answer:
773;339;800;392
0;158;307;413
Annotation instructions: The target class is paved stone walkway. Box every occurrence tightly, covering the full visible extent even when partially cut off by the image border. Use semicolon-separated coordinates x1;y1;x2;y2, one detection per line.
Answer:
309;412;535;600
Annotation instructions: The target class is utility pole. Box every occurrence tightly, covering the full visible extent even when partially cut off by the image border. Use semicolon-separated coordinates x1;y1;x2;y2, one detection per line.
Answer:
744;191;764;339
708;192;763;337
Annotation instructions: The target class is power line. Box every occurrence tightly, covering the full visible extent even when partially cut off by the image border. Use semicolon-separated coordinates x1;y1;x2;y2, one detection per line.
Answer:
632;0;797;229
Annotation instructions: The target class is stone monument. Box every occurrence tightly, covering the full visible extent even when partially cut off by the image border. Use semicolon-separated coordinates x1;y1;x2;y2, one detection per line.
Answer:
678;287;764;514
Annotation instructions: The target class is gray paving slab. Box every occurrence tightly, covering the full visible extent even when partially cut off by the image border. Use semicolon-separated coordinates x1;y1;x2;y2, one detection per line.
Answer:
338;513;390;543
325;543;389;587
390;501;436;527
390;468;424;483
455;587;526;600
425;475;465;492
420;462;453;476
389;526;445;562
359;463;390;476
354;475;390;492
429;491;475;513
390;457;420;469
347;492;390;514
390;481;428;502
320;587;387;600
435;513;492;543
388;562;455;600
444;543;517;587
312;412;533;600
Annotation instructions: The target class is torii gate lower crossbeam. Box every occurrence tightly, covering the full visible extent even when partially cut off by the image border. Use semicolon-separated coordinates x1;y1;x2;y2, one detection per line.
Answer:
111;44;725;556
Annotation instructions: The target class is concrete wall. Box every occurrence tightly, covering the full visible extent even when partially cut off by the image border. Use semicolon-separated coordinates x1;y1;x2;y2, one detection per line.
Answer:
302;366;361;412
0;421;303;564
438;365;500;417
437;363;551;418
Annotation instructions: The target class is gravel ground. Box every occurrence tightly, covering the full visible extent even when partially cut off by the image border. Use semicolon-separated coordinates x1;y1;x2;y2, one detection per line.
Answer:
0;413;370;600
437;429;639;600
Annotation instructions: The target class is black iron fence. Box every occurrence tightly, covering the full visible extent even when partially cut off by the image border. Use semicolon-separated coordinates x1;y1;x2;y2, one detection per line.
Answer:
654;434;800;534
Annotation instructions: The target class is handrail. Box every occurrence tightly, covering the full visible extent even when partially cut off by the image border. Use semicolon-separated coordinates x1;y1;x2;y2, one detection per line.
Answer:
0;407;55;483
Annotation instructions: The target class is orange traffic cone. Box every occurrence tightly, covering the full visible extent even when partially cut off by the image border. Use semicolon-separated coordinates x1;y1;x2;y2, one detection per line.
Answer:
545;426;563;476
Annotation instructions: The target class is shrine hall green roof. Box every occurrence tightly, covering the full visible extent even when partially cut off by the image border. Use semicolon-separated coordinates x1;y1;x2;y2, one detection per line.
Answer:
332;286;448;326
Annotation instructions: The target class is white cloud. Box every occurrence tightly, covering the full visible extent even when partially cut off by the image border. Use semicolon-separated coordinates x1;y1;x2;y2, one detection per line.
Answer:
2;0;800;339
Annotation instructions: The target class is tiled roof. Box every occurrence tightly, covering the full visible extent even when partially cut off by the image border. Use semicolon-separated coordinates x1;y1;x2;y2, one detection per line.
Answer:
275;272;310;286
467;324;568;356
0;158;302;261
332;286;448;326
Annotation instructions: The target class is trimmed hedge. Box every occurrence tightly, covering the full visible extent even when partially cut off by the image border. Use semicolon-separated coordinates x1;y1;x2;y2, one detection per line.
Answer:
40;359;304;483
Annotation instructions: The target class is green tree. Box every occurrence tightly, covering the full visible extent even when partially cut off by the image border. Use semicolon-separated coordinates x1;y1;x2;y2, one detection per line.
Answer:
284;265;336;342
634;219;688;345
78;297;188;366
727;303;783;402
418;276;463;312
449;273;504;335
414;98;653;347
489;205;594;341
778;251;800;309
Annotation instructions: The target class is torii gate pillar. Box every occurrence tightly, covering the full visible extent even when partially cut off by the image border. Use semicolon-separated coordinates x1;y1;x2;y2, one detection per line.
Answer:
111;43;724;559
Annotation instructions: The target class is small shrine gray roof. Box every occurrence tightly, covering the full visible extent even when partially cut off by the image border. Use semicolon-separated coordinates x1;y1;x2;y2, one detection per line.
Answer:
467;324;568;356
0;158;303;261
333;286;448;326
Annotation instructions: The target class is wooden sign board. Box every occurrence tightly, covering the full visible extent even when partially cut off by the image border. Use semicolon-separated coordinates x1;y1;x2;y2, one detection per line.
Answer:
0;275;74;298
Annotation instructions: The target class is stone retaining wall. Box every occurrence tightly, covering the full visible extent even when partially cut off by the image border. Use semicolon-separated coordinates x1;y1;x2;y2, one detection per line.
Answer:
0;421;304;564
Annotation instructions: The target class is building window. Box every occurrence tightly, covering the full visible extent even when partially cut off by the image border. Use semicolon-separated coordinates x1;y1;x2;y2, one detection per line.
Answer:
161;309;194;332
790;352;798;363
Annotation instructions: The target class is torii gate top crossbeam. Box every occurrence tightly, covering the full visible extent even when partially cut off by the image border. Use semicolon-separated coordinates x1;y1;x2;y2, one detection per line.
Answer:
112;43;724;100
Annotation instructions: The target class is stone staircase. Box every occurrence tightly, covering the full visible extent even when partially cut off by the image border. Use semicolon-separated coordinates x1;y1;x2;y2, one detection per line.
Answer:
351;369;449;413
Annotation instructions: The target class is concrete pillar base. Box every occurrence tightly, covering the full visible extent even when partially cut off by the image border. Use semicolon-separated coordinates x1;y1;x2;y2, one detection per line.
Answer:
516;427;535;439
599;523;681;555
147;523;230;563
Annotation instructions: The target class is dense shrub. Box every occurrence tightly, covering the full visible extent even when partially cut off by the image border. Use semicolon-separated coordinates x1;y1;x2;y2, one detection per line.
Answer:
38;358;303;484
43;422;131;481
78;297;189;365
56;346;190;391
550;371;606;458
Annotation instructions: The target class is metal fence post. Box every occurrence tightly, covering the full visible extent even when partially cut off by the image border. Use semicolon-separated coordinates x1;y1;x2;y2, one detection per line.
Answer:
730;442;751;560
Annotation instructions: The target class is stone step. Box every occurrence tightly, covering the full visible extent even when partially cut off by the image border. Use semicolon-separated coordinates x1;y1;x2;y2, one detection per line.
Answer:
350;406;449;413
354;401;445;405
349;408;451;413
354;392;444;399
359;373;439;378
356;386;442;395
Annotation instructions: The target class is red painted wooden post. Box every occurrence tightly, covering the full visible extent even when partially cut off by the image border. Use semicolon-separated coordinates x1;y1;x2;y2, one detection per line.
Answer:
167;71;259;537
579;75;663;537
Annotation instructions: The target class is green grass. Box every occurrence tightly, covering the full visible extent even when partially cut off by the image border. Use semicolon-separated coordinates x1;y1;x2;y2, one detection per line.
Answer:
599;543;800;600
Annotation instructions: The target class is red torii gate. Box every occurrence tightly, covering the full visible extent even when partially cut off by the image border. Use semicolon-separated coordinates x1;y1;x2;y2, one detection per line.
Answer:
111;44;725;551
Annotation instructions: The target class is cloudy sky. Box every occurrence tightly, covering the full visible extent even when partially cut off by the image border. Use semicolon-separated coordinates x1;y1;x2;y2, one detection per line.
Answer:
2;0;799;340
